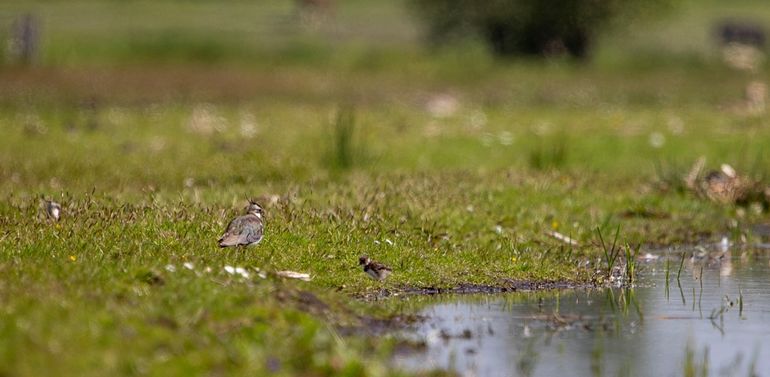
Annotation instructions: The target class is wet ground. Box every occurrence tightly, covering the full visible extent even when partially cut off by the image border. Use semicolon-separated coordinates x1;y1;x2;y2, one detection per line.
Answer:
394;243;770;377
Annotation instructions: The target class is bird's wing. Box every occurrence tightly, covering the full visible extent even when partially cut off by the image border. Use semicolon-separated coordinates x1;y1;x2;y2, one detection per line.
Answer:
371;261;392;272
244;216;264;244
219;215;262;247
219;217;246;246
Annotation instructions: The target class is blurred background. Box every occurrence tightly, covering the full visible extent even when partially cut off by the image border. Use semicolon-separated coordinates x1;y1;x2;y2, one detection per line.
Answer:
1;0;766;67
1;0;769;193
1;1;765;75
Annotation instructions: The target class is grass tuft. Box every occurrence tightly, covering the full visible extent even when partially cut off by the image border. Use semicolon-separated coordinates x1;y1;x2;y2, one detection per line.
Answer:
596;225;622;280
326;106;364;171
624;243;640;285
528;134;568;171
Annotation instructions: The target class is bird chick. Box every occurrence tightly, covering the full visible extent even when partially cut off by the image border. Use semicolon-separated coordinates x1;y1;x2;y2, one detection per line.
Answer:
45;200;62;221
359;255;392;281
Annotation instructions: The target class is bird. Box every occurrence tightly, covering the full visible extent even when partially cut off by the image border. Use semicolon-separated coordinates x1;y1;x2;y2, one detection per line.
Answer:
359;255;392;281
44;199;61;221
218;201;264;248
698;164;754;205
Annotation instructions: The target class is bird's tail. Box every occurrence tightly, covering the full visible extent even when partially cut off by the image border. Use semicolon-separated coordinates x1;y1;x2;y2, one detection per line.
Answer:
218;234;239;248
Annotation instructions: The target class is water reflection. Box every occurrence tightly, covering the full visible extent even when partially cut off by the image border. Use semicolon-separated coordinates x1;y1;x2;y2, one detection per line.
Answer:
395;248;770;377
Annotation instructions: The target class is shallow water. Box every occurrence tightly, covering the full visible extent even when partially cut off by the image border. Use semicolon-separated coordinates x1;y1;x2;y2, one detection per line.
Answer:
394;246;770;377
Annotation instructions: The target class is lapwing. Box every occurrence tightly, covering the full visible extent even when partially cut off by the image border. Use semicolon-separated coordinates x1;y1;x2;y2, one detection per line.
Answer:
218;201;264;248
44;199;62;221
694;164;754;204
359;255;392;281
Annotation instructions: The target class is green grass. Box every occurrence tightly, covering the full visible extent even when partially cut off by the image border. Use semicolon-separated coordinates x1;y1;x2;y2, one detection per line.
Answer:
1;93;766;376
2;0;770;375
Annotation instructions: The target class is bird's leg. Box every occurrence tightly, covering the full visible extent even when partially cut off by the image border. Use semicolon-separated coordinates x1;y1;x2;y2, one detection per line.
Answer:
233;245;248;265
262;248;277;269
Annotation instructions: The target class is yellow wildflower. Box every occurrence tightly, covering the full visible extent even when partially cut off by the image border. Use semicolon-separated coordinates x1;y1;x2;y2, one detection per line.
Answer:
69;255;76;262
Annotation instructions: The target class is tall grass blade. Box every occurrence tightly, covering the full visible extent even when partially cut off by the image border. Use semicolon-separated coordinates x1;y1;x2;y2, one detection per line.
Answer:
676;252;686;281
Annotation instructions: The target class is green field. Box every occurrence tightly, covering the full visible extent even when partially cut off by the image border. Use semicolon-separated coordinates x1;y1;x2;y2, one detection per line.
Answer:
1;0;770;376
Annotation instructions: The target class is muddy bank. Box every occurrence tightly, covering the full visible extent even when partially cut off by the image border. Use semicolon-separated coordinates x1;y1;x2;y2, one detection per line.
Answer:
354;280;593;301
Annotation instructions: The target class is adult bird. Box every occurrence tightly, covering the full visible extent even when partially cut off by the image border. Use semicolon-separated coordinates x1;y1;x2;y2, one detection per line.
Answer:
218;201;264;248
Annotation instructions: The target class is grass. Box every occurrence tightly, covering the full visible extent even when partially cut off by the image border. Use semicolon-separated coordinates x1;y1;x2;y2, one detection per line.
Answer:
3;91;764;376
678;252;688;281
1;0;770;375
596;226;622;280
665;253;671;299
326;106;363;171
684;343;710;377
624;243;640;285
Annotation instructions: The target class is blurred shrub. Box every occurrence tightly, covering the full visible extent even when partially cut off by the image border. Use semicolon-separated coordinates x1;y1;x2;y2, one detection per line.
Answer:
411;0;674;59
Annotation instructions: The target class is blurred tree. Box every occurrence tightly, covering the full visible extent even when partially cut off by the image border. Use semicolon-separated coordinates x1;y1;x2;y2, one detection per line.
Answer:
412;0;674;59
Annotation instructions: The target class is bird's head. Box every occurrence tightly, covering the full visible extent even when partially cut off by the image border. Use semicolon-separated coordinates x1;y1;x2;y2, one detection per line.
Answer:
245;200;263;216
358;255;370;266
